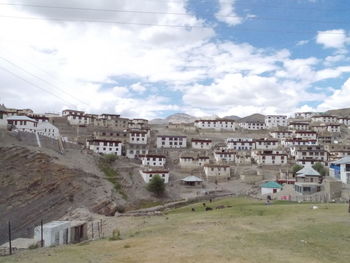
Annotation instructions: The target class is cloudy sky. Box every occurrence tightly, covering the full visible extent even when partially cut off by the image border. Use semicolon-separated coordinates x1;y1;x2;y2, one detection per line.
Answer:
0;0;350;119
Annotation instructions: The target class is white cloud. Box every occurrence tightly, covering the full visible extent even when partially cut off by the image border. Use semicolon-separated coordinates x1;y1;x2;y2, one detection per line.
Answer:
0;1;350;119
317;78;350;111
130;83;146;93
215;0;242;26
316;29;349;49
296;40;309;46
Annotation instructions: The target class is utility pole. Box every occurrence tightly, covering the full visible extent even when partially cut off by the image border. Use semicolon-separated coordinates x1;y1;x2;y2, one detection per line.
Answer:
41;219;44;247
8;221;12;255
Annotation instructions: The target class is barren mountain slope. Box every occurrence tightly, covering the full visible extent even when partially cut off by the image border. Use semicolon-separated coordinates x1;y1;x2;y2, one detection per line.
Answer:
0;146;121;244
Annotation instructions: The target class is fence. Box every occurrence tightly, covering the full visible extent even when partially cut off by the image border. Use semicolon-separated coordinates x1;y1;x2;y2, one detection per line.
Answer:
0;219;106;257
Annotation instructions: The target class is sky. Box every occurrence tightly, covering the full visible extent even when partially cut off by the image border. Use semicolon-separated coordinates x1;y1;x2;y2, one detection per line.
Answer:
0;0;350;119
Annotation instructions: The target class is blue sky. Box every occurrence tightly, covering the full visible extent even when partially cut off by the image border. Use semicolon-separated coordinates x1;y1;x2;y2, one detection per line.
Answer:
0;0;350;119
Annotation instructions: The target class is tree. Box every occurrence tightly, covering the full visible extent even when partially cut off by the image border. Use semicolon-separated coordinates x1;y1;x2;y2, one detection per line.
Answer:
147;174;165;197
291;164;303;176
312;162;328;177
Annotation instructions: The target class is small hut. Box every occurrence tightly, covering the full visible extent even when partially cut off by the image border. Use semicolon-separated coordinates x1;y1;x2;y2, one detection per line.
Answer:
181;176;203;186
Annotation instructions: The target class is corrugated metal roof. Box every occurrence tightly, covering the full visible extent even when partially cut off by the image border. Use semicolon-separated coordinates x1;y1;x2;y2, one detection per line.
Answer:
296;166;320;177
332;156;350;165
181;176;203;182
261;181;282;189
7;115;37;122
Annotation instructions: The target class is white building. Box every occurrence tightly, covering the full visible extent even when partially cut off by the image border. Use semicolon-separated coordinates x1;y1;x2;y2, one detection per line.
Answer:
64;113;93;126
34;221;71;247
0;110;16;127
255;139;279;150
197;156;210;166
281;138;317;147
294;112;314;119
139;154;166;167
179;156;196;169
252;150;287;165
261;181;283;195
214;150;235;163
203;164;230;182
293;145;329;166
62;109;93;126
330;156;350;184
311;125;327;133
337;117;350;126
327;124;341;133
129;118;148;129
34;221;87;246
265;115;288;128
139;169;169;183
288;121;310;130
86;139;122;155
126;143;149;159
270;130;293;139
156;135;187;148
311;115;338;123
191;139;212;150
226;138;255;150
37;122;60;139
7;116;38;133
294;131;318;140
194;119;236;130
129;130;148;144
239;121;266;130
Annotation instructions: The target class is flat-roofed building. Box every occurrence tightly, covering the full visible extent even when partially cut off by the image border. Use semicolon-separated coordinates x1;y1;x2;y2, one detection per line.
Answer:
191;138;212;150
156;135;187;148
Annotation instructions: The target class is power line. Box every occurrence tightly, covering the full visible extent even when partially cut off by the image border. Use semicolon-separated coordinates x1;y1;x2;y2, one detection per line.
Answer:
0;64;75;106
0;15;347;35
0;56;90;106
0;2;349;25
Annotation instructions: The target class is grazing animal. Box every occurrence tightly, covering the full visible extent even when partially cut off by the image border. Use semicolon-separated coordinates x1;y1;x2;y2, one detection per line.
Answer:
202;203;206;207
209;199;212;203
205;207;213;211
227;205;232;208
216;205;225;209
191;208;195;212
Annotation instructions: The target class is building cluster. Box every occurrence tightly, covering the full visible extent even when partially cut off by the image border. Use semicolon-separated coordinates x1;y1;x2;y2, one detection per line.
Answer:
0;106;60;139
1;104;350;196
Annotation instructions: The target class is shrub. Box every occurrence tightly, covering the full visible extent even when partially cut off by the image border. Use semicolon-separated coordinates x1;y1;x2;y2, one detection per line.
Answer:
146;174;165;197
291;164;303;176
109;229;122;241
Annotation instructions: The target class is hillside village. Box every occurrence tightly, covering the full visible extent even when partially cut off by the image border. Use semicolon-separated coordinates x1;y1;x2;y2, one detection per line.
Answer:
2;104;350;251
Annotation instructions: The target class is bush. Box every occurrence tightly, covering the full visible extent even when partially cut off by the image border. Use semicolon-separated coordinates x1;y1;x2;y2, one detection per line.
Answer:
28;243;39;249
312;162;328;177
102;154;117;164
291;164;303;176
116;205;126;213
146;174;165;197
109;229;122;241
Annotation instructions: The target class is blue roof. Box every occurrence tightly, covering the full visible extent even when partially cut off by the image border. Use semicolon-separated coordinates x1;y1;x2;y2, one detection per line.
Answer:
261;181;282;189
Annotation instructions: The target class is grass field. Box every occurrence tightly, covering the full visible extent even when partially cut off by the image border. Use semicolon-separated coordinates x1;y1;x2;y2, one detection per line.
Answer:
2;198;350;263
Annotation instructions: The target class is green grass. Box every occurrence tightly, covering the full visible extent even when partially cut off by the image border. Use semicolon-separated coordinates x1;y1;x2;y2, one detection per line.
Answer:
98;158;127;199
3;198;350;263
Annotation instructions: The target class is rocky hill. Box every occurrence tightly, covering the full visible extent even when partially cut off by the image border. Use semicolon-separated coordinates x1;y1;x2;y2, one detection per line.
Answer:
326;108;350;117
150;113;197;124
238;113;265;123
0;145;121;244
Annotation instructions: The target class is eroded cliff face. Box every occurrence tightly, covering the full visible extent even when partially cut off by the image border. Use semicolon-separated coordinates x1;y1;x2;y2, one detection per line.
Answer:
0;146;120;244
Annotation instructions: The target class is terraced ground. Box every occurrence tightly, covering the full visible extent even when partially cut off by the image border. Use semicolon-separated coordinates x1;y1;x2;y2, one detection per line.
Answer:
2;198;350;263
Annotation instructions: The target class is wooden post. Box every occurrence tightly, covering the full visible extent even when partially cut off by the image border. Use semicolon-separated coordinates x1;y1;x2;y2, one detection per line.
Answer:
348;200;350;213
100;219;103;238
97;222;100;239
40;219;44;247
8;221;12;255
91;222;94;239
